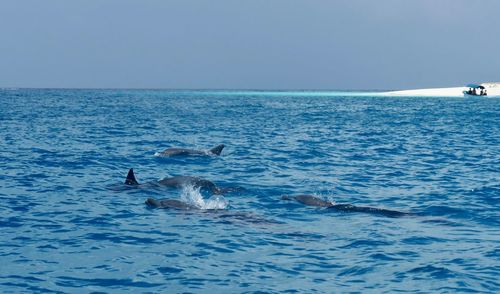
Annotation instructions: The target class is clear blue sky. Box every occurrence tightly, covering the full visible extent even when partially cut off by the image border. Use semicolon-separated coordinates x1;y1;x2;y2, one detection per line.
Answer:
1;0;499;90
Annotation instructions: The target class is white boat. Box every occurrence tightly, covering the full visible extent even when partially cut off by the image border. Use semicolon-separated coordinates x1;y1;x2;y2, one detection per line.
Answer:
463;83;487;97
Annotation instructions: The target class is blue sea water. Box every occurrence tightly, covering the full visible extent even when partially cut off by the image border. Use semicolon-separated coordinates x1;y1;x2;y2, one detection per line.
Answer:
0;89;499;293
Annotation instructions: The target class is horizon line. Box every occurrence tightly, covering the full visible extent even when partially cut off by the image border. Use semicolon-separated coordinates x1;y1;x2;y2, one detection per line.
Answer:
0;87;392;92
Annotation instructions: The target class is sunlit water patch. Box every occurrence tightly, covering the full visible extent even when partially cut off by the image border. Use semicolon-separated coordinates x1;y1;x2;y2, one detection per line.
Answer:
0;89;498;293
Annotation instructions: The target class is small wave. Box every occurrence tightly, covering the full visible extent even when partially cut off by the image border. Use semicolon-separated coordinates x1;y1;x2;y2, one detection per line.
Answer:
180;185;228;210
55;276;162;288
407;265;457;279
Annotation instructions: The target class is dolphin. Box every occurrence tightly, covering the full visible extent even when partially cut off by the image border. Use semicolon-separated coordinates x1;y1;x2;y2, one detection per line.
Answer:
154;144;225;157
281;194;411;218
145;198;198;210
145;197;279;225
125;168;240;194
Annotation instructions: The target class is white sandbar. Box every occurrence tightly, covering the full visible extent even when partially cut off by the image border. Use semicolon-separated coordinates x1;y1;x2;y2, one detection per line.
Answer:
383;82;500;97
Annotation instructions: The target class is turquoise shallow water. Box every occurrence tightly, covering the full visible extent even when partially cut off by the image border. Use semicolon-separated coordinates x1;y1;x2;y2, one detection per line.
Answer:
0;89;499;293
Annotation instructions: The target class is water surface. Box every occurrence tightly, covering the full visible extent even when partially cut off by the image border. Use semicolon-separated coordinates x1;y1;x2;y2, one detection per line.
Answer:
0;89;499;292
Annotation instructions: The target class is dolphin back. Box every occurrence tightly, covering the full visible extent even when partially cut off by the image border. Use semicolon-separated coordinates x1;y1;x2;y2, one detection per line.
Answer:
294;195;334;207
145;198;161;207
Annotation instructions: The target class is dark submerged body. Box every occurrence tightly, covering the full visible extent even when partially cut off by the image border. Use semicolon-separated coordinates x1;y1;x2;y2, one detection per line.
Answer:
327;203;409;217
282;195;411;218
146;197;279;225
145;198;198;210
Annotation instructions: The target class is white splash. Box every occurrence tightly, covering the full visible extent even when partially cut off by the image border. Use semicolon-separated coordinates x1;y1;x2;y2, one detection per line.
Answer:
204;195;229;210
180;185;228;210
323;191;337;205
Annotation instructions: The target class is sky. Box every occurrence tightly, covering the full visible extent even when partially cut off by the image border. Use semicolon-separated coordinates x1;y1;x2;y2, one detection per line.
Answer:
1;0;499;90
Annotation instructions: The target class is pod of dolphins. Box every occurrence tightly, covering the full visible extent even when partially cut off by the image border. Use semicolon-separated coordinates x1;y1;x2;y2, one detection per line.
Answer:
121;144;412;218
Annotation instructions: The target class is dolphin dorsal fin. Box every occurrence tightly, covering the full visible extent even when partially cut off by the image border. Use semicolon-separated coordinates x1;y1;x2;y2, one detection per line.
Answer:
125;168;139;185
210;144;225;155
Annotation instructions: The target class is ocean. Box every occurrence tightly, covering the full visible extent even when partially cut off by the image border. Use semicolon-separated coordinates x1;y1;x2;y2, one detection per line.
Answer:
0;89;498;293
